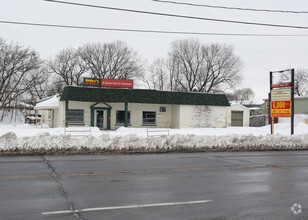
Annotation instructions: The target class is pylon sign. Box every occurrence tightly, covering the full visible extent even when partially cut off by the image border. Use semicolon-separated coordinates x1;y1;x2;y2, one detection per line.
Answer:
269;69;294;135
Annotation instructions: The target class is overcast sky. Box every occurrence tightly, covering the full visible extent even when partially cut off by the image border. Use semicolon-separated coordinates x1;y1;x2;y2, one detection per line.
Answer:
1;0;308;100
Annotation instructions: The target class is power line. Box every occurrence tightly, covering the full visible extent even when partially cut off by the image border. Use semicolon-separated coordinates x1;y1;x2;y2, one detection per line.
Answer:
151;0;308;14
2;20;308;37
43;0;308;30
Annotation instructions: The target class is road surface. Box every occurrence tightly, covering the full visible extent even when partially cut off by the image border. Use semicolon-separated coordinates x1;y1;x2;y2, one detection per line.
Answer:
0;151;308;219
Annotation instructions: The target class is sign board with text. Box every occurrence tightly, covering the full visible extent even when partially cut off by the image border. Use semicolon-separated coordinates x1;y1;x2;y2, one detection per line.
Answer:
271;88;291;101
83;78;134;88
83;78;100;87
271;82;292;88
101;79;133;88
271;101;291;117
269;69;294;135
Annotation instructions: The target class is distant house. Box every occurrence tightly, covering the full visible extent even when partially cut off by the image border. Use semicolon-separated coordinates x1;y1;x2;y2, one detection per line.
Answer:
261;96;308;125
227;100;268;127
35;86;230;129
263;96;308;115
34;95;60;128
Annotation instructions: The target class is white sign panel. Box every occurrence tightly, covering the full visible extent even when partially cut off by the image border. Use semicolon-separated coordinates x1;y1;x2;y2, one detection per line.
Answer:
271;88;291;101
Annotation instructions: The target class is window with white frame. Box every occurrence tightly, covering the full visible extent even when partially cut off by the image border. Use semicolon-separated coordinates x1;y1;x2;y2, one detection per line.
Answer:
142;111;156;125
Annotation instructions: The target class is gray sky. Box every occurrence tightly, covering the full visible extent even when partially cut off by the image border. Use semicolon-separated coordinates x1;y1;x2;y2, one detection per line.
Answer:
1;0;308;100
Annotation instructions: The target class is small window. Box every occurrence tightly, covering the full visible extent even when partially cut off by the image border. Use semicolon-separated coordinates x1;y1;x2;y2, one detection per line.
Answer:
116;110;131;125
160;107;166;112
143;111;156;125
67;109;84;123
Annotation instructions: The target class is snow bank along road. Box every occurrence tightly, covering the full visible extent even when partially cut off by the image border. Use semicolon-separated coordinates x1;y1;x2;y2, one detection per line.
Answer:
1;122;308;154
1;152;308;219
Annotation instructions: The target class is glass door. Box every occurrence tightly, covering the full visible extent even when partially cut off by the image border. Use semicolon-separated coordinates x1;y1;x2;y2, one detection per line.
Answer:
96;110;104;129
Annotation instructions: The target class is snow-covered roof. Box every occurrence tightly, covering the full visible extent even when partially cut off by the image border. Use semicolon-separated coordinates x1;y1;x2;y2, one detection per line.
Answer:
34;95;59;109
249;107;261;110
230;99;264;105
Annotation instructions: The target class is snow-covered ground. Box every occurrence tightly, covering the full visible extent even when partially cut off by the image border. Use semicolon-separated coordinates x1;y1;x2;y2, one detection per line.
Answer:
1;117;308;154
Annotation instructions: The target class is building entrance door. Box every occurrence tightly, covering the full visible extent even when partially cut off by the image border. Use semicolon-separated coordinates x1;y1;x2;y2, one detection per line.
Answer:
96;110;104;129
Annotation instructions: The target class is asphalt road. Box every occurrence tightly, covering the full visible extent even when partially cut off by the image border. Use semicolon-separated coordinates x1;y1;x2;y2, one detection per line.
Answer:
1;151;308;220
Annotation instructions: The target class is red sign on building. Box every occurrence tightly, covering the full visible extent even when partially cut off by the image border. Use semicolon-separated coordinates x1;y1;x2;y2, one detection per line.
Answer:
101;79;133;88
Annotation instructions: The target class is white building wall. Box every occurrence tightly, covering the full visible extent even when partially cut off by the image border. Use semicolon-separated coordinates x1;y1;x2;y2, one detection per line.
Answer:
172;105;228;129
178;105;194;128
227;104;250;127
192;106;227;128
209;106;228;128
110;103;172;129
171;105;181;128
59;101;65;127
55;101;228;129
53;109;59;128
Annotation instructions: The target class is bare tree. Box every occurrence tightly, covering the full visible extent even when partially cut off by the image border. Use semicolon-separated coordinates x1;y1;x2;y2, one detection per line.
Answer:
200;43;242;92
0;38;42;113
167;39;242;92
48;47;88;87
144;58;168;90
229;88;255;104
23;65;61;106
294;69;308;96
169;39;204;92
78;41;144;80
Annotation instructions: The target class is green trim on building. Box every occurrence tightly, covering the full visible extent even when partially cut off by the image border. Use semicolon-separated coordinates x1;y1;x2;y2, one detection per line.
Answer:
124;102;128;127
60;86;230;107
90;102;112;129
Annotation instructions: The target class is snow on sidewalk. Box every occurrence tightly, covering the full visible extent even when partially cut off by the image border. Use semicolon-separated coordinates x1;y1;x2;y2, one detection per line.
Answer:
0;123;308;154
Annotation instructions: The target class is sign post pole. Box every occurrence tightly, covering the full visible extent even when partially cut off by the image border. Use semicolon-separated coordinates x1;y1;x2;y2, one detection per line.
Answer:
291;69;295;135
269;72;273;134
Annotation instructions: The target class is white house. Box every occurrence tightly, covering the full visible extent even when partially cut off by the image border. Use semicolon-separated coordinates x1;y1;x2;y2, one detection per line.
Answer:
35;86;230;129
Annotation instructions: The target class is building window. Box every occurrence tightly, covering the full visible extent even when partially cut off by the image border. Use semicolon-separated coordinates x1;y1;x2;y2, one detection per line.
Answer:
47;110;52;120
160;107;166;112
116;110;131;125
67;109;84;123
143;111;156;125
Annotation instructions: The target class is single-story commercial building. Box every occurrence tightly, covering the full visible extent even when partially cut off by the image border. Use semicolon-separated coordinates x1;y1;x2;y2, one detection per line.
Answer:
35;86;230;129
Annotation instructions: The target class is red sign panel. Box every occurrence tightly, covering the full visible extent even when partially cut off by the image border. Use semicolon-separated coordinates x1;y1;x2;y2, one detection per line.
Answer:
101;79;133;88
271;82;292;88
271;101;291;117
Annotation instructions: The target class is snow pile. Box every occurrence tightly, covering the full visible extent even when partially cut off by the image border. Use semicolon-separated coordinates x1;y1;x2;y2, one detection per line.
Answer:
0;122;308;154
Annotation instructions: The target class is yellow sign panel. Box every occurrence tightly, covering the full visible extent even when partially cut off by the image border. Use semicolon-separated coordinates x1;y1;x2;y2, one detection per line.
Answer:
271;109;291;113
271;109;291;117
271;100;291;118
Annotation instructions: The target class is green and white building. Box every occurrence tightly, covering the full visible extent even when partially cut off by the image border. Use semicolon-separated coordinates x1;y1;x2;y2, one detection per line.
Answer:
35;86;230;129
